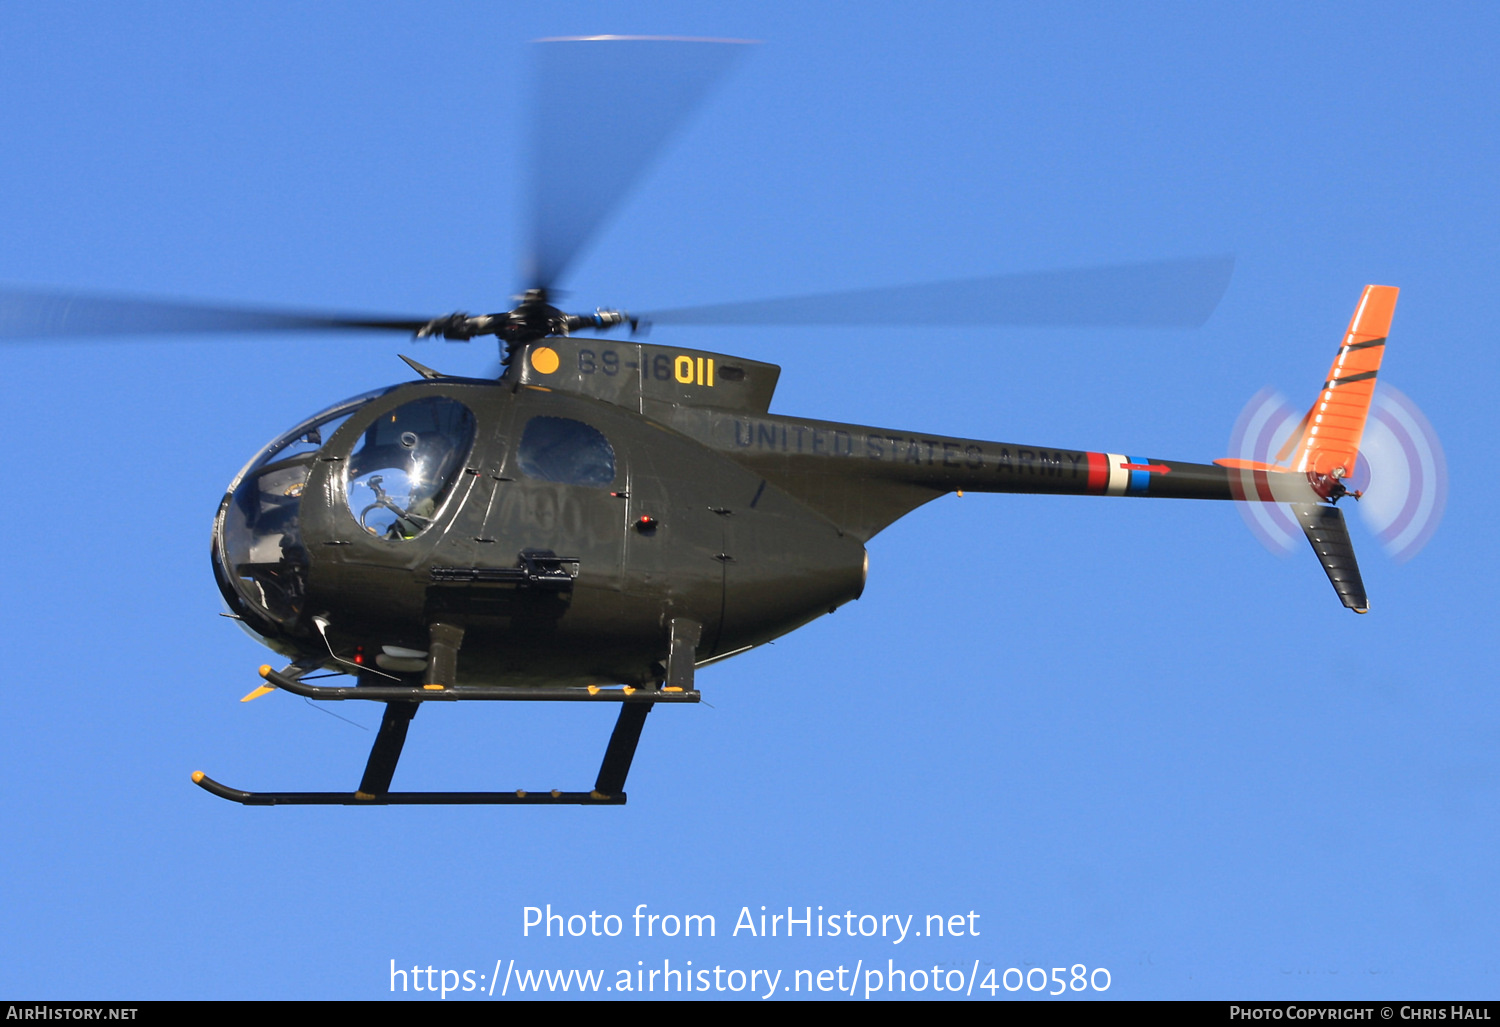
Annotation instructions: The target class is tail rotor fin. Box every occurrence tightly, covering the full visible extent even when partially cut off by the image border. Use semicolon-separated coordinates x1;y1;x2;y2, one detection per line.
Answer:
1284;285;1399;490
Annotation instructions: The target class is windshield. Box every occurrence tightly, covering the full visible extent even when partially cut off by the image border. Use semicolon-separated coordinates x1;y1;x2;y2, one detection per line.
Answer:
217;387;395;626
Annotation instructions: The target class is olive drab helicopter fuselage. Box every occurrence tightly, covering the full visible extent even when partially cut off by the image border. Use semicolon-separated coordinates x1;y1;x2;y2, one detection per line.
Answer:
214;341;872;693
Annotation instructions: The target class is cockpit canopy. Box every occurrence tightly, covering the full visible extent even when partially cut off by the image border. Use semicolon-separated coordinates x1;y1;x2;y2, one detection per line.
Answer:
215;387;477;630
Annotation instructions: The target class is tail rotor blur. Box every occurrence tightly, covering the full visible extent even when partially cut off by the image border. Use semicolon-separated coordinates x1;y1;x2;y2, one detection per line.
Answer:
1226;383;1446;563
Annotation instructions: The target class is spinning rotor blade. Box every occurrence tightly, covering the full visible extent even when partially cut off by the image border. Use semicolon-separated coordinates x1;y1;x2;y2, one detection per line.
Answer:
0;284;430;341
526;36;753;292
637;256;1235;330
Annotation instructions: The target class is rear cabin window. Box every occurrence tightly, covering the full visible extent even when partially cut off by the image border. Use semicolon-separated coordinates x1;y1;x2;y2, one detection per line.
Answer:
517;416;616;487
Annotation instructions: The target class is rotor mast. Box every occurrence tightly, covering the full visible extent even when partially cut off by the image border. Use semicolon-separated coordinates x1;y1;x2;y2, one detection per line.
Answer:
414;289;634;366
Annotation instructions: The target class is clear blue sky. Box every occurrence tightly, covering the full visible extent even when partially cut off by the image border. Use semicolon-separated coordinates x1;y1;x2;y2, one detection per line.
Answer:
2;1;1496;1001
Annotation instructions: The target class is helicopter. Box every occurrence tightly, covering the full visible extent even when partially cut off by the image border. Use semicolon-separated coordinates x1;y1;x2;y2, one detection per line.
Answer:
0;37;1394;807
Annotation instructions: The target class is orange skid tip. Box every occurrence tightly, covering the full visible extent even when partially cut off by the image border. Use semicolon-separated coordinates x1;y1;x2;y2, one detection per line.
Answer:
191;771;204;784
258;664;273;679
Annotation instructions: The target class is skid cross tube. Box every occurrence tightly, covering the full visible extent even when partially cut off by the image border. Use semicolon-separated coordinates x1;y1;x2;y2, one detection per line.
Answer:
357;702;420;799
196;617;707;807
253;664;699;703
594;702;653;798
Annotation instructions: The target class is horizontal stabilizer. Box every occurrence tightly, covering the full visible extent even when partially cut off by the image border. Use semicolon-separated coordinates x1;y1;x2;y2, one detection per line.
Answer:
1292;503;1368;613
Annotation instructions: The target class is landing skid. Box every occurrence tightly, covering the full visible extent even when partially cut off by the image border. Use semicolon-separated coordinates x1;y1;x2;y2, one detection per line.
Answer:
195;619;702;808
191;773;627;806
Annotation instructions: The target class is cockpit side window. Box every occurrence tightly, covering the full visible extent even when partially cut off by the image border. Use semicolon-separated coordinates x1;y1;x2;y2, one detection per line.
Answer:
345;396;477;541
517;416;616;487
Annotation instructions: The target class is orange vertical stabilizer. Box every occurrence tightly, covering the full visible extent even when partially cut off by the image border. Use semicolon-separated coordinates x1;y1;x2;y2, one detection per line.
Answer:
1284;285;1398;479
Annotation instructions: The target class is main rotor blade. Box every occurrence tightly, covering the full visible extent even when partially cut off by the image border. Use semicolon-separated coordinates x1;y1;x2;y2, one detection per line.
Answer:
0;284;429;341
637;256;1235;330
525;36;753;293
